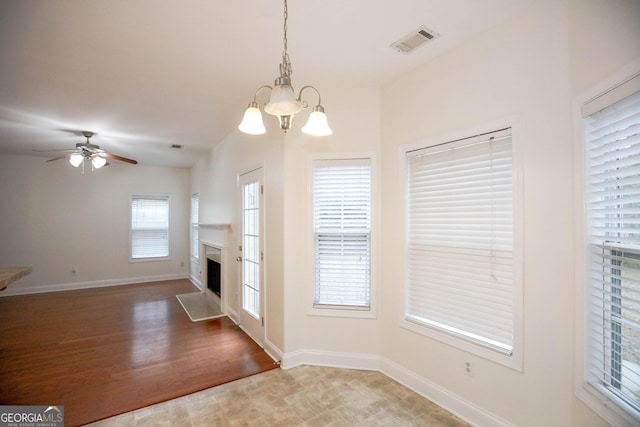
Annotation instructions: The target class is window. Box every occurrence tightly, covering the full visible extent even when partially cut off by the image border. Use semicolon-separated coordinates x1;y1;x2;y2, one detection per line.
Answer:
130;195;169;260
583;84;640;419
312;158;372;310
404;127;521;366
191;193;199;260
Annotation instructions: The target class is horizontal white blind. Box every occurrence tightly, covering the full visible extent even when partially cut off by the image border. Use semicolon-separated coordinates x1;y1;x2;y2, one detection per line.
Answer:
313;159;371;309
586;88;640;413
131;196;169;259
191;193;199;259
406;129;514;354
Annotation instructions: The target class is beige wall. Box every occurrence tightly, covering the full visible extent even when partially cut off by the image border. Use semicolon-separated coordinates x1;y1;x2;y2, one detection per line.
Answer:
0;154;190;294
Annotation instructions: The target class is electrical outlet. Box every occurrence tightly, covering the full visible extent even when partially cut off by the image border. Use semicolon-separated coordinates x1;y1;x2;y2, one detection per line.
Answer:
464;361;473;376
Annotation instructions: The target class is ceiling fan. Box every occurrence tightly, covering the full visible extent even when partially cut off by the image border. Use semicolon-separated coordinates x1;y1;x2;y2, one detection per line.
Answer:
35;131;138;171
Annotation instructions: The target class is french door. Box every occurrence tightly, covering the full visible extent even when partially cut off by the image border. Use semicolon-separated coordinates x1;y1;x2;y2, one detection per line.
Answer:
238;168;264;345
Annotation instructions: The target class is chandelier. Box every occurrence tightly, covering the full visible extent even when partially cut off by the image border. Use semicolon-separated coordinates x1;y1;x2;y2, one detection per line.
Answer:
238;0;332;136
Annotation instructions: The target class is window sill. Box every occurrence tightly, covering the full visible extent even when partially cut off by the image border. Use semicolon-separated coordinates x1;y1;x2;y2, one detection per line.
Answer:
576;383;640;427
308;306;377;319
129;256;171;263
400;317;522;372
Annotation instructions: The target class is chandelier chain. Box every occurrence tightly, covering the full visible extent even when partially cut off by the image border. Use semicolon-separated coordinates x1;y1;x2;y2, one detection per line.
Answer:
281;0;292;77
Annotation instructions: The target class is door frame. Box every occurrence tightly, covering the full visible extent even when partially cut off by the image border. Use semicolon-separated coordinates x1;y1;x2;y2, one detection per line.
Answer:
237;166;265;346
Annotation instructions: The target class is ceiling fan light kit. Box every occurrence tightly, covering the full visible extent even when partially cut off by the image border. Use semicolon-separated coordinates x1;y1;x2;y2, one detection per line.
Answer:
66;132;109;172
238;0;332;137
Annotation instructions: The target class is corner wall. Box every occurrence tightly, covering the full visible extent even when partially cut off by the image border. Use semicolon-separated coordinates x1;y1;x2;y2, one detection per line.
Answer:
190;126;285;353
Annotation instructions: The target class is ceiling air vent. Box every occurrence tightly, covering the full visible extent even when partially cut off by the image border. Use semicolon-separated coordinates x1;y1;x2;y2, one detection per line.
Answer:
390;25;440;54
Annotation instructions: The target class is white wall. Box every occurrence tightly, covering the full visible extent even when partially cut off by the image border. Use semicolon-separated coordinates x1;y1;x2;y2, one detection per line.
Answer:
282;84;382;356
190;83;382;358
377;0;639;426
0;154;190;295
190;122;286;352
568;0;640;97
569;1;640;426
6;0;630;423
216;1;638;423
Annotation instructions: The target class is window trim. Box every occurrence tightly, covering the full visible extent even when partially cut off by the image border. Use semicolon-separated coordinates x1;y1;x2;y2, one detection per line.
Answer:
399;118;524;371
129;194;171;262
307;153;378;319
574;63;640;426
191;192;199;263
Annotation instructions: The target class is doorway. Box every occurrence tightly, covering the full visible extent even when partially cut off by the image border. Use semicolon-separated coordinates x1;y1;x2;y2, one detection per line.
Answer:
238;167;265;345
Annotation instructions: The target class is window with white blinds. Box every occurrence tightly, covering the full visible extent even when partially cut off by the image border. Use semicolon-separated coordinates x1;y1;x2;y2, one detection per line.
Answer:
313;159;371;309
405;128;517;356
584;85;640;416
191;193;199;260
130;195;169;260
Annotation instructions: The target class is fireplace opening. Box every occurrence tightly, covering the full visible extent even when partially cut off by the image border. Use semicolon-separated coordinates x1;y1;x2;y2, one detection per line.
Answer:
206;253;221;298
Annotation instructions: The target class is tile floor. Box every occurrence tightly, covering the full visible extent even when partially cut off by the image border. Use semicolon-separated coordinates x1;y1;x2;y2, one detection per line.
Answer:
88;365;471;426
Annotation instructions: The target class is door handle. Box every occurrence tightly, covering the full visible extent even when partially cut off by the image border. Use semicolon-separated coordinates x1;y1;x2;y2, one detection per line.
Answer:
236;256;242;262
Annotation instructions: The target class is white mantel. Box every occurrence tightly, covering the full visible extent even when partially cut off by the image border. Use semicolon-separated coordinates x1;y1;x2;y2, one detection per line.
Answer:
197;223;235;321
198;223;231;249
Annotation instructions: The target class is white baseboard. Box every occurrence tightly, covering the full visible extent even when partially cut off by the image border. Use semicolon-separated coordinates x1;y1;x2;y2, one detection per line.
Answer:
263;338;284;365
282;349;381;372
380;358;513;427
0;273;190;297
281;349;512;427
225;306;239;324
189;274;202;290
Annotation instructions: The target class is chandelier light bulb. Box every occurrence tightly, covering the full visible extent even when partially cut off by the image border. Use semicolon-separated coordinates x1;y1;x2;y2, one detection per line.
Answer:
302;105;333;136
238;103;267;135
264;77;303;117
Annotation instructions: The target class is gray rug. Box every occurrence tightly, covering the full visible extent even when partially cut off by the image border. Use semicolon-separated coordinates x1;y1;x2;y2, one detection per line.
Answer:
176;292;224;322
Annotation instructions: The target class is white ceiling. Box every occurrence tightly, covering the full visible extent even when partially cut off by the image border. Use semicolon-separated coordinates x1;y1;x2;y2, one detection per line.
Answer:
0;0;534;168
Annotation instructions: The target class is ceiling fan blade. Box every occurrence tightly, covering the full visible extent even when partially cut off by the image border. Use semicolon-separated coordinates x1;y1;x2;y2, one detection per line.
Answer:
33;148;76;153
45;153;75;162
102;152;138;165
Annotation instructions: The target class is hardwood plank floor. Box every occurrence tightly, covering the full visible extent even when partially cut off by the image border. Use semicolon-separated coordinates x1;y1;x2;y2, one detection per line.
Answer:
0;279;278;426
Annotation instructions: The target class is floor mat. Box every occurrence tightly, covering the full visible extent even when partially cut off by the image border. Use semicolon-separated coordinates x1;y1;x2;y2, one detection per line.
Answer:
176;292;224;321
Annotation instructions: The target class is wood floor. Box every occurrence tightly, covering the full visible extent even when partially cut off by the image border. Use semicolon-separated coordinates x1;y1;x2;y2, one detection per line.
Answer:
0;279;278;426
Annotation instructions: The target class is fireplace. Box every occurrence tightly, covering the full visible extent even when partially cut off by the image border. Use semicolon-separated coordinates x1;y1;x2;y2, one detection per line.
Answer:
199;224;230;315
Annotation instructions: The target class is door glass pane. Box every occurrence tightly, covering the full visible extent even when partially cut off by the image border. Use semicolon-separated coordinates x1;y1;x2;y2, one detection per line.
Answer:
243;181;260;319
